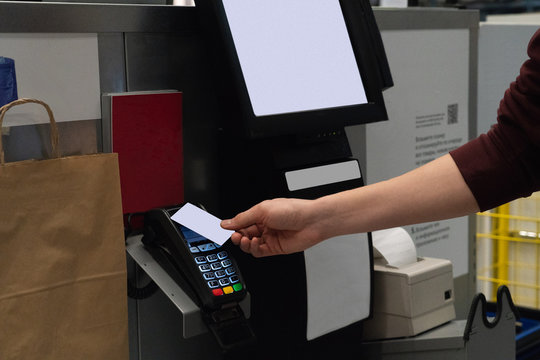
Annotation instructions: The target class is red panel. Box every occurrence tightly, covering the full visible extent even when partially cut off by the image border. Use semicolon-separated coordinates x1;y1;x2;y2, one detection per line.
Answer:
111;92;183;215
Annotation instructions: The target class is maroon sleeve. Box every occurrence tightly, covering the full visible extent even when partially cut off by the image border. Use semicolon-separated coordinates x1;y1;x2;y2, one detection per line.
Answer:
450;28;540;211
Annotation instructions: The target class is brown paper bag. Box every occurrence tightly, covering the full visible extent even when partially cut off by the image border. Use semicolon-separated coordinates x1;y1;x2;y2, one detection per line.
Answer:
0;99;129;360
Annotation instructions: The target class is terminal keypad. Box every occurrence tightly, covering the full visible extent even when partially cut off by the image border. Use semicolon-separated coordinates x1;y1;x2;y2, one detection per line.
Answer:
191;244;243;296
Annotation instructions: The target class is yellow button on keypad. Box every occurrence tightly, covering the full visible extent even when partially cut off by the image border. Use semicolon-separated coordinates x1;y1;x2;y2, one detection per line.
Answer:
223;286;234;294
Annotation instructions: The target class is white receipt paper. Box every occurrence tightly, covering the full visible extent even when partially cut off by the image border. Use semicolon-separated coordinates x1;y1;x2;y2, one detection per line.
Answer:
371;227;417;268
171;203;234;246
304;233;371;340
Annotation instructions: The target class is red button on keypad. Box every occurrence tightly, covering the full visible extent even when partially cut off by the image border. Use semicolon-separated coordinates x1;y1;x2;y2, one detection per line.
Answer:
212;288;224;296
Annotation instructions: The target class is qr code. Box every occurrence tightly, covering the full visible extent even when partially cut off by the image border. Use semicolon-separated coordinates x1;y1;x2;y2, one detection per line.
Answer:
447;103;458;124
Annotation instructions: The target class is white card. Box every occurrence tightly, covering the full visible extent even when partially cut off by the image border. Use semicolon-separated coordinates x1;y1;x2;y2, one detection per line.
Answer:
171;203;234;245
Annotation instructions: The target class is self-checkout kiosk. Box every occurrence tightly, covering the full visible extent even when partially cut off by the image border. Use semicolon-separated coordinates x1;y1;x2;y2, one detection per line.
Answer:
131;0;394;356
197;0;392;357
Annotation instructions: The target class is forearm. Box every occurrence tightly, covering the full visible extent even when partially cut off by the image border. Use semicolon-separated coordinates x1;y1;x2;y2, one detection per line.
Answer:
313;154;479;240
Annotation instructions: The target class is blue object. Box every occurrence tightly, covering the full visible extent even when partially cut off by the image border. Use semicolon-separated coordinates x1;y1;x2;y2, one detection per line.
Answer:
516;316;540;341
516;316;540;360
0;57;18;107
488;310;540;360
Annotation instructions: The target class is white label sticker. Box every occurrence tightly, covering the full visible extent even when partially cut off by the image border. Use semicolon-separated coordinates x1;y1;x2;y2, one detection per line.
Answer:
285;160;361;192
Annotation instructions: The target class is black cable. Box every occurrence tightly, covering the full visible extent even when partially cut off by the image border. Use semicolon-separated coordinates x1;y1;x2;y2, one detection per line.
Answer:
127;276;159;300
125;211;159;300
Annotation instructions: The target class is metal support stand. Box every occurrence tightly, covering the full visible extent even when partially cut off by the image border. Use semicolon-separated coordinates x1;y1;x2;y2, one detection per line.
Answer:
126;235;250;339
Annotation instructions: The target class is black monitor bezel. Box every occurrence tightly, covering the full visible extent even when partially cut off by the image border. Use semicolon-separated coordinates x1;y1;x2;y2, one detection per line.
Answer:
200;0;389;139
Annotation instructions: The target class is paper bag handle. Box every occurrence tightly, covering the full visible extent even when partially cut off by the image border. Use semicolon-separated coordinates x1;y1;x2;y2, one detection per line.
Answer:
0;98;60;165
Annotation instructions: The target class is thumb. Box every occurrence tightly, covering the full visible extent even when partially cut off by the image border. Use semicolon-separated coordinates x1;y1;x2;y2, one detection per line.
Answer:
220;218;236;230
221;206;261;230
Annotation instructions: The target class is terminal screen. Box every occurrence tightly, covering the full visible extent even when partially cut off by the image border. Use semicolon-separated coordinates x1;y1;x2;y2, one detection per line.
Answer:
222;0;368;117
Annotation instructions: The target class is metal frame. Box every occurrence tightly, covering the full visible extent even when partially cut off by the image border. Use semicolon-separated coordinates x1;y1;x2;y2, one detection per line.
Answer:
0;1;196;33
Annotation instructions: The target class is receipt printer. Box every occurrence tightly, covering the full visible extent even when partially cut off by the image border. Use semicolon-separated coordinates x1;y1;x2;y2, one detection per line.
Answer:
363;256;456;340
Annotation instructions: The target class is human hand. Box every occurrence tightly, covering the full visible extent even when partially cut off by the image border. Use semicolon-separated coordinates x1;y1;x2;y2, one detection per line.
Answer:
220;198;326;257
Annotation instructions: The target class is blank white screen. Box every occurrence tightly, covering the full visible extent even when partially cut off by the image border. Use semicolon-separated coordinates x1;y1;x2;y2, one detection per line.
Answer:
222;0;368;116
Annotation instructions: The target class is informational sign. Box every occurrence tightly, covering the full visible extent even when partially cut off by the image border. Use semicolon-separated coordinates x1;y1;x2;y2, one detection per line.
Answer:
365;29;470;277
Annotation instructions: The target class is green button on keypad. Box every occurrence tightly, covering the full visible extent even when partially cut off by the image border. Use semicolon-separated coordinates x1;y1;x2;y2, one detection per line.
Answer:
233;283;243;292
